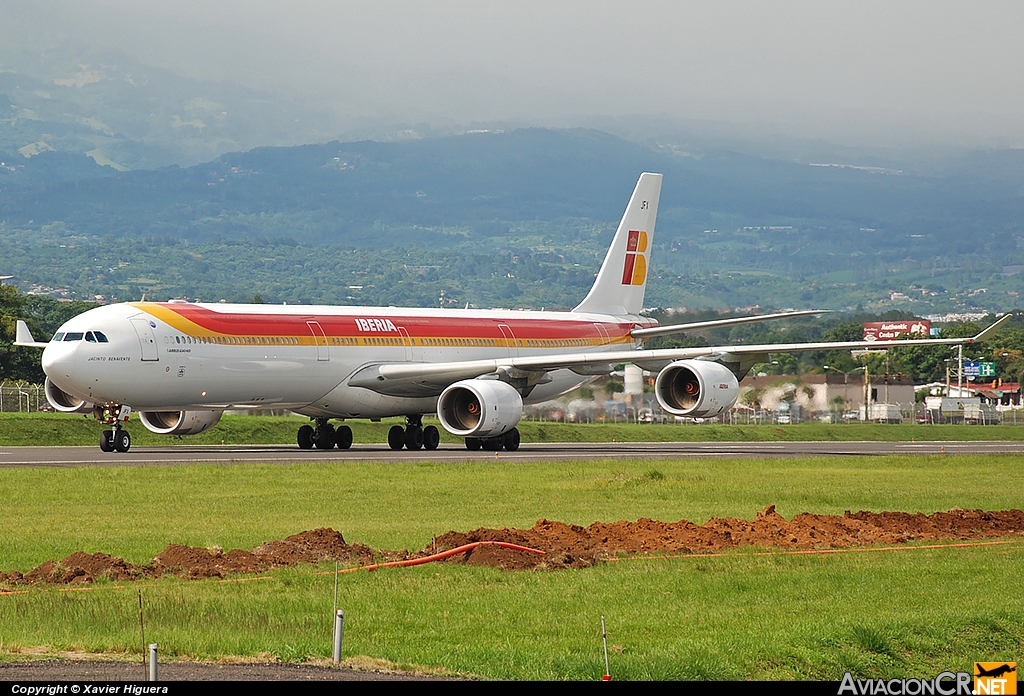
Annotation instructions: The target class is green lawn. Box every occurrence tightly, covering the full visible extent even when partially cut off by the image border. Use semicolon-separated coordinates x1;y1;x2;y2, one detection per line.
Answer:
3;411;1024;447
1;454;1021;679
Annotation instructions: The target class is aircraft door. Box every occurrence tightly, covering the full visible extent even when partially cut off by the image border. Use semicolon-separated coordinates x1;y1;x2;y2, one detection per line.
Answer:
593;323;611;346
499;324;519;357
307;321;329;361
129;317;160;361
397;327;416;361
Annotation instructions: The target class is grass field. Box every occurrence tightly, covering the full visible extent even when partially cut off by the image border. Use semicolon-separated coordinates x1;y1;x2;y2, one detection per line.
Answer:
1;454;1022;679
3;411;1024;447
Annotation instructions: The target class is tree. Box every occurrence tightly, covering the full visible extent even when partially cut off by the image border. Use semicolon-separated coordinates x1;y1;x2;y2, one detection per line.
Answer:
0;287;97;383
0;286;43;382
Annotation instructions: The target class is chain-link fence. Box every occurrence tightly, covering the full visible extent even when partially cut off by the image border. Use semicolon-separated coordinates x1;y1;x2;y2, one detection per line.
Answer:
0;382;46;412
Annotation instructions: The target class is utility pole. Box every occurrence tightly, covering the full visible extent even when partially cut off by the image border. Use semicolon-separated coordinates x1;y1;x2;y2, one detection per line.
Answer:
864;364;870;421
884;351;890;404
958;343;963;397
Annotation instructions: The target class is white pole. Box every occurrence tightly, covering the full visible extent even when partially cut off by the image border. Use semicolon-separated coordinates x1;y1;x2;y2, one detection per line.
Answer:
148;643;158;682
958;343;963;396
601;615;611;681
333;609;344;663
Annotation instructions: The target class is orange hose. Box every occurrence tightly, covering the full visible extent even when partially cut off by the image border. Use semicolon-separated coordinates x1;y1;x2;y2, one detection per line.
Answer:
334;540;545;574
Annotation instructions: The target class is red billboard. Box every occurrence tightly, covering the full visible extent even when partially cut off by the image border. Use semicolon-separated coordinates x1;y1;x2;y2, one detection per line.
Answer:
863;320;931;341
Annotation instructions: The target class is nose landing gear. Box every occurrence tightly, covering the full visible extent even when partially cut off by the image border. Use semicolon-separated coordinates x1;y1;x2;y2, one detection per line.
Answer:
98;405;132;452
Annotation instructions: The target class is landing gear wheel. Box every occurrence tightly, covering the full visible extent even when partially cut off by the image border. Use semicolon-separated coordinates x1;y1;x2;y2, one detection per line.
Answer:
335;425;353;450
482;436;503;451
501;427;520;452
100;430;114;452
114;429;131;453
465;437;482;451
297;425;315;450
423;425;440;451
388;425;405;450
404;426;423;450
315;423;336;449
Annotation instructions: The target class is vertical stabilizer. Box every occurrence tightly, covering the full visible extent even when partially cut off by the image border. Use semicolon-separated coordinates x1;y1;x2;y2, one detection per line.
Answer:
573;172;662;316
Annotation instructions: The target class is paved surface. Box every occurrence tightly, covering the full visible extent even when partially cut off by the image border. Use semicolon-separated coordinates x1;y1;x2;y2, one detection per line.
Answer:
2;440;1022;467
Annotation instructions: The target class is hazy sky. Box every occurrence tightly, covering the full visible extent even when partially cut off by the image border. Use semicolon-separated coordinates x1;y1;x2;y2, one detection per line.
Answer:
13;0;1024;146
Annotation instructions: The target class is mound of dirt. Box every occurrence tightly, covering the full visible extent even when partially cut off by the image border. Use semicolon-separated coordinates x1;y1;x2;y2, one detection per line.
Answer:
1;528;374;586
427;506;1024;569
18;552;153;585
3;509;1022;586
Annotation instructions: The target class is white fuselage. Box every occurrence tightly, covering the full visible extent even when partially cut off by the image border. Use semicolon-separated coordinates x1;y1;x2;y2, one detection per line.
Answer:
42;301;652;419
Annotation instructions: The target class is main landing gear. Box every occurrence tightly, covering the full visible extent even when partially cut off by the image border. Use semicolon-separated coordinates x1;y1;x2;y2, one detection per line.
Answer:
98;405;131;452
99;426;131;453
297;418;353;450
388;415;440;451
465;427;520;452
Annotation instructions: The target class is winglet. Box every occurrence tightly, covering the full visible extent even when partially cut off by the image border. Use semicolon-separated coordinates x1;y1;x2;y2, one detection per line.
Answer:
971;313;1013;342
14;320;49;348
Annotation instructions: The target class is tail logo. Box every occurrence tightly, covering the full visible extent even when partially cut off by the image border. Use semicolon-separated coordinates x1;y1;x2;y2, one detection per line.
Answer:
621;230;649;286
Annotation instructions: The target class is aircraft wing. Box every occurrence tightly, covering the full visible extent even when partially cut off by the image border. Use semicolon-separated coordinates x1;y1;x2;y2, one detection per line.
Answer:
350;314;1011;397
630;309;829;340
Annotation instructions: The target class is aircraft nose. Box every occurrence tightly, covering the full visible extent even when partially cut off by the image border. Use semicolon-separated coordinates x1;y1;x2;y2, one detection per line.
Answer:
41;344;61;375
41;342;77;380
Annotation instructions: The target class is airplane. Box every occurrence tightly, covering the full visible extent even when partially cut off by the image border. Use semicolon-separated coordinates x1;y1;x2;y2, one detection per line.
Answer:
15;173;1010;453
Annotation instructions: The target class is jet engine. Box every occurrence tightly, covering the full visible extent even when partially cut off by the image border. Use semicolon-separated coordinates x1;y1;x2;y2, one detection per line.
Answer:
655;360;739;419
44;377;94;414
437;379;524;438
139;409;223;436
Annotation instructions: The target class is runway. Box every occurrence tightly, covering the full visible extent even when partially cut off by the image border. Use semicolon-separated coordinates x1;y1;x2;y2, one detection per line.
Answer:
1;440;1022;467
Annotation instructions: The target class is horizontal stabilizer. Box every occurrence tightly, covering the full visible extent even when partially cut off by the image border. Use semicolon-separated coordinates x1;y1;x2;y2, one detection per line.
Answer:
14;320;49;348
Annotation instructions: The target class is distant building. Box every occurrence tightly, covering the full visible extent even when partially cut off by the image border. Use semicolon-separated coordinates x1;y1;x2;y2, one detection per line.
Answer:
740;374;916;413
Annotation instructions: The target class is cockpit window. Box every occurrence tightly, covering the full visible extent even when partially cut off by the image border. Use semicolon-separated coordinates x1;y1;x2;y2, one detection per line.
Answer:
52;332;64;342
94;331;109;343
63;332;84;341
85;332;96;342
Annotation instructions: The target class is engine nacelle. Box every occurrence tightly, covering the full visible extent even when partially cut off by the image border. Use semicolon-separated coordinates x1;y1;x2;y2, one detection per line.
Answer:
655;360;739;419
44;377;94;414
437;379;524;438
139;410;223;436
